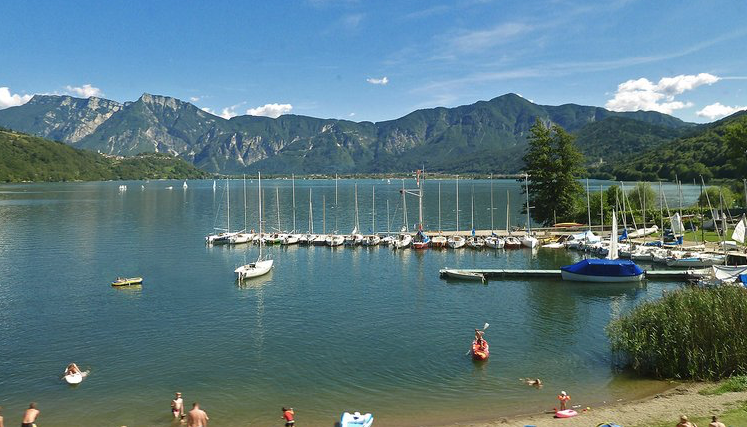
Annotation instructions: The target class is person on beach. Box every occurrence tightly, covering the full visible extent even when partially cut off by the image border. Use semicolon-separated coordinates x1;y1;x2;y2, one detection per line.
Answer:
171;392;184;419
65;363;81;376
21;402;39;427
708;415;724;427
0;405;4;427
281;407;295;426
677;415;697;427
187;402;208;427
557;391;570;410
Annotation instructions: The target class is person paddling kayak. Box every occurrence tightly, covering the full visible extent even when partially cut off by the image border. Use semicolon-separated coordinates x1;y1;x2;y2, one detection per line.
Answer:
474;328;485;346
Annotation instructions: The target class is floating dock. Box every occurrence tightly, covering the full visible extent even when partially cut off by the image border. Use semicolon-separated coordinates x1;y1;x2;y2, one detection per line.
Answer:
439;268;702;281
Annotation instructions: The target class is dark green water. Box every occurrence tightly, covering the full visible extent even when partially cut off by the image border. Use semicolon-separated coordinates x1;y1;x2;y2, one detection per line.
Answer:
0;179;697;426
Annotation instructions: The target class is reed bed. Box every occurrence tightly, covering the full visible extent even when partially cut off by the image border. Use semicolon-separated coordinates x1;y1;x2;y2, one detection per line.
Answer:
607;286;747;380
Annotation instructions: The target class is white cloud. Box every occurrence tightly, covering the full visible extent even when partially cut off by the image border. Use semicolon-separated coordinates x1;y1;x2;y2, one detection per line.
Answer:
366;76;389;85
0;87;32;109
696;102;747;120
201;105;241;120
246;103;293;118
349;112;355;117
341;13;363;29
189;96;201;102
605;73;720;114
64;84;103;98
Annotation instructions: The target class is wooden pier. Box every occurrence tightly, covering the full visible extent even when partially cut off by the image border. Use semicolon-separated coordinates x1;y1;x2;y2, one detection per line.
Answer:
439;268;701;281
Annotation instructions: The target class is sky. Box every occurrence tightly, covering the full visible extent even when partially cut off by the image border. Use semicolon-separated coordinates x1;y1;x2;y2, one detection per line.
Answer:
1;0;746;123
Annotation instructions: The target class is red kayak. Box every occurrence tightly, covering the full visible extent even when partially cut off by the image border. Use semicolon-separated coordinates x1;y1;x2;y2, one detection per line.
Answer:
471;339;489;360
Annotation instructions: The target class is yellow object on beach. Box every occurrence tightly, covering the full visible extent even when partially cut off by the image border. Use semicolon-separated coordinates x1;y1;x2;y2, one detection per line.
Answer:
111;277;143;287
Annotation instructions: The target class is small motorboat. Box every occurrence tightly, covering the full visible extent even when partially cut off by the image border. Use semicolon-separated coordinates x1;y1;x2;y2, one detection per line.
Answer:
471;339;489;361
340;411;374;427
431;235;448;248
439;269;486;283
111;277;143;287
485;236;504;249
504;236;522;248
447;235;465;249
560;259;644;282
63;368;88;385
361;235;381;247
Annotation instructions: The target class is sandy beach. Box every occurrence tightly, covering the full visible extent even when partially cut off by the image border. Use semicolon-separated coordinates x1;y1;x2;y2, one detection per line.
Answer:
448;382;747;427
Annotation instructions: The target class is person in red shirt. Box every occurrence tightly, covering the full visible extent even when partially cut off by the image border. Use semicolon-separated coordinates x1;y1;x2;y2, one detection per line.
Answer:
281;407;295;426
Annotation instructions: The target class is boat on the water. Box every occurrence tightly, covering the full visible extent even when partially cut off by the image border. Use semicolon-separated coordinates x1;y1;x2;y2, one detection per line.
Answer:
504;236;521;248
63;369;88;385
111;277;143;287
561;259;644;282
447;235;465;249
439;268;486;282
235;172;273;281
361;235;381;246
466;236;485;249
340;412;374;427
431;235;447;248
412;230;430;249
471;339;489;361
394;232;412;249
326;234;345;247
485;236;504;249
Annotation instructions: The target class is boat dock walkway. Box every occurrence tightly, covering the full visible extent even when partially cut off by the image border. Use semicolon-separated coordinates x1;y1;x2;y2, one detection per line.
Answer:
440;268;700;281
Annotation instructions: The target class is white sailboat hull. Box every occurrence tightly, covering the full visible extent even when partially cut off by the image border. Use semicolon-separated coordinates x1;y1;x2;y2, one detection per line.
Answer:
395;234;412;248
447;236;465;249
235;259;274;280
485;237;505;249
521;236;539;249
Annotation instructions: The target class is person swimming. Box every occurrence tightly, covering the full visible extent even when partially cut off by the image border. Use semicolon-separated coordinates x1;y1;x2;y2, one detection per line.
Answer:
520;378;542;387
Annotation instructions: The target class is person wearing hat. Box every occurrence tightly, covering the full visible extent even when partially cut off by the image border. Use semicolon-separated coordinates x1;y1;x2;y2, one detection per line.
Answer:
677;415;697;427
171;392;185;419
557;391;571;410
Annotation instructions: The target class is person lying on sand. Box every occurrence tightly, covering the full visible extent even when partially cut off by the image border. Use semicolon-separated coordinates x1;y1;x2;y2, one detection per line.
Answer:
677;414;697;427
519;378;542;387
709;415;725;427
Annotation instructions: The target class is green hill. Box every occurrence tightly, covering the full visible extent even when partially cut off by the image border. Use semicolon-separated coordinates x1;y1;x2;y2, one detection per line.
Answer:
0;128;209;182
606;111;747;183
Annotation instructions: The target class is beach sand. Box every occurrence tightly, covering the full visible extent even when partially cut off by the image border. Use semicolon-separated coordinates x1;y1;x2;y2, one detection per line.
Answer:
446;382;747;427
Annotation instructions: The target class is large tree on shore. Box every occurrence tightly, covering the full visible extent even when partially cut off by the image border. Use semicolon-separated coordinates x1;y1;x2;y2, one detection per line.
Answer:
522;119;585;226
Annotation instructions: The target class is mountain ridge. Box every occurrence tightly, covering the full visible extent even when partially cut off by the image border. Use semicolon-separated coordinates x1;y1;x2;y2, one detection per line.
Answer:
0;92;694;174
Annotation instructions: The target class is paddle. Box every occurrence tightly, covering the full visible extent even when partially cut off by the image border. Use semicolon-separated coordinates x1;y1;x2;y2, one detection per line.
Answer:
466;323;490;355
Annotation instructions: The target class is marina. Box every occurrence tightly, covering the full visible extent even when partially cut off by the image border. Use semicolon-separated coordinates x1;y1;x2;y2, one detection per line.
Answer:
0;178;725;426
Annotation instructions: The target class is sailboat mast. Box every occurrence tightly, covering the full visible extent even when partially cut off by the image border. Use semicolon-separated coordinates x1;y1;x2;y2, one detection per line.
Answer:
659;181;664;241
243;174;247;231
258;172;262;259
642;182;647;244
276;187;281;232
292;174;296;233
402;179;408;231
387;199;390;235
226;178;230;232
600;185;603;233
490;174;494;233
372;186;376;234
309;188;313;234
455;175;459;232
418;170;424;231
438;182;442;232
525;174;531;234
323;195;326;235
335;174;338;232
586;179;591;232
471;186;475;231
506;190;510;233
354;183;360;232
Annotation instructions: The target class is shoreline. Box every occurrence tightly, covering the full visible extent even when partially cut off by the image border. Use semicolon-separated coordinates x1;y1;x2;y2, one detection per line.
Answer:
445;381;747;427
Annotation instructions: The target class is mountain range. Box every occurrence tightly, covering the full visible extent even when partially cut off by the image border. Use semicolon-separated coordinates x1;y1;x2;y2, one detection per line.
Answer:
0;92;695;174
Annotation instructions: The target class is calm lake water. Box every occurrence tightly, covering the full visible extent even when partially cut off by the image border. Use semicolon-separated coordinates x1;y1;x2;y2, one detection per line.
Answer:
0;179;699;426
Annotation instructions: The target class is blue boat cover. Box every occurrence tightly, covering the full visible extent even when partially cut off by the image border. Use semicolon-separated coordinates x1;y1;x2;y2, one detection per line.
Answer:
739;274;747;286
561;259;644;277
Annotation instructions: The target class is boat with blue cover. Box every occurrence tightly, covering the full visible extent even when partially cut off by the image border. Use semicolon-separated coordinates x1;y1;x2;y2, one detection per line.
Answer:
560;259;645;282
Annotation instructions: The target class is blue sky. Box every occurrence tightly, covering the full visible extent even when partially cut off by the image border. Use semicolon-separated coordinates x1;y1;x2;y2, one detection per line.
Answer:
1;0;746;122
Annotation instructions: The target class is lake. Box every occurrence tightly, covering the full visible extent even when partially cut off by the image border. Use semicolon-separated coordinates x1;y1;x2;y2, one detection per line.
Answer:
0;178;698;426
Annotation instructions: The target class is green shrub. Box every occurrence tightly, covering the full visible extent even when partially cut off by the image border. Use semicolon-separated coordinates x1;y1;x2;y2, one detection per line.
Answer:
607;286;747;380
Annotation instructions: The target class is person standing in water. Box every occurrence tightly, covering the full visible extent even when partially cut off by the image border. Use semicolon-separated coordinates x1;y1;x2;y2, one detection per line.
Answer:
21;403;39;427
557;391;570;410
187;402;209;427
281;407;295;426
677;415;697;427
171;392;184;419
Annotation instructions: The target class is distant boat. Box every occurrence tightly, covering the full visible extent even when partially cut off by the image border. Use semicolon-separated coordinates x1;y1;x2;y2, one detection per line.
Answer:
485;236;504;249
440;268;485;282
520;174;538;249
447;235;465;249
118;185;127;192
165;186;173;190
394;232;412;249
212;180;216;191
206;178;238;245
111;277;143;287
182;180;188;189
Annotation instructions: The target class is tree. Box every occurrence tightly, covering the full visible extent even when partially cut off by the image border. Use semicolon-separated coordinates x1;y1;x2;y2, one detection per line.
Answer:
626;182;656;212
698;186;736;209
724;118;747;176
522;119;585;226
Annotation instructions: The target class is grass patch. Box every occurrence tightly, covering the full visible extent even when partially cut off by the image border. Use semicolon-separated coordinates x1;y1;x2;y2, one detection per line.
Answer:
641;401;747;427
607;286;747;380
701;376;747;395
